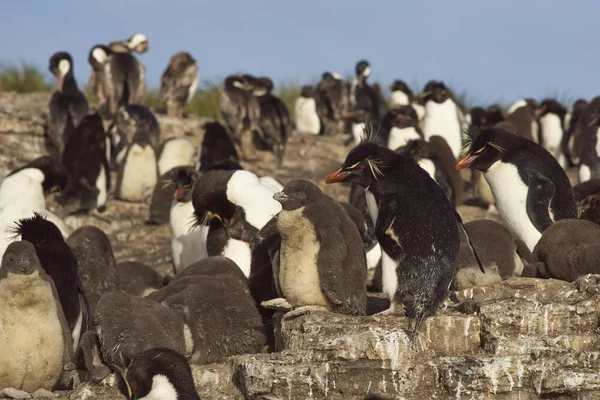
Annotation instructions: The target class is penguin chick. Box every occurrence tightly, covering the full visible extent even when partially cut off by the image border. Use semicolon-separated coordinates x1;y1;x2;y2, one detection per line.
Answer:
453;220;525;290
12;213;87;350
48;52;89;158
457;127;577;251
116;261;165;297
0;156;67;258
272;179;367;315
166;166;207;273
295;85;321;135
198;121;239;171
114;105;160;202
66;226;118;316
160;52;199;117
158;137;196;176
495;99;540;143
116;348;200;400
533;219;600;281
148;256;267;364
573;178;600;225
327;135;461;335
60;113;111;214
0;241;72;395
253;77;291;166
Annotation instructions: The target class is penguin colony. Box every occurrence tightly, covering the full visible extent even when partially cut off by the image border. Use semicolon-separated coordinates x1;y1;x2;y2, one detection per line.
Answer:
0;33;598;398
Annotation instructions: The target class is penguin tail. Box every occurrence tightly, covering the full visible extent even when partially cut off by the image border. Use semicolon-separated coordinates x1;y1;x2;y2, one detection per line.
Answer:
453;210;485;274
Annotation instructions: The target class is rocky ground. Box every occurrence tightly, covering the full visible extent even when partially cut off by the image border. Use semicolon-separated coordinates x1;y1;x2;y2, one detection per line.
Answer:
1;92;598;399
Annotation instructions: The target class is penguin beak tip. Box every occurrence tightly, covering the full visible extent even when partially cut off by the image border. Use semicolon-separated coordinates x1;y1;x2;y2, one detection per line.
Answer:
326;168;349;184
455;154;476;170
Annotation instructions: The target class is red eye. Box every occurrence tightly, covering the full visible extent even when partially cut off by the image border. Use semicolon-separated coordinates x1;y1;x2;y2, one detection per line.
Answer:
357;166;364;173
132;381;139;390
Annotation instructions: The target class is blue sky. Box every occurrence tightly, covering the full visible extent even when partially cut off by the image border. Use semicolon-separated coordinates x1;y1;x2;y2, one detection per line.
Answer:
2;0;599;105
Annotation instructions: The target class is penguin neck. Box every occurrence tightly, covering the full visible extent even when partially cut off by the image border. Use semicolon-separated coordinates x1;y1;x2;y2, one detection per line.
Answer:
60;73;79;95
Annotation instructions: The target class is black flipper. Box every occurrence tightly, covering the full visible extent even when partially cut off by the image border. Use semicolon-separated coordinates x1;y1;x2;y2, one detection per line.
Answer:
77;276;92;332
453;210;485;274
525;169;555;233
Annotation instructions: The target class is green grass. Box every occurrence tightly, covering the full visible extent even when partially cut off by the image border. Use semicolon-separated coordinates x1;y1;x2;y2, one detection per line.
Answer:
0;63;53;92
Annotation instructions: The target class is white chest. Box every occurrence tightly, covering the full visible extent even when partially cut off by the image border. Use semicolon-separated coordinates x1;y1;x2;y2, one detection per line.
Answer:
417;158;437;182
390;91;410;107
484;161;541;251
352;122;367;145
120;144;158;202
387;127;421;150
222;238;252;277
158;139;195;176
423;100;462;158
365;189;379;226
539;114;563;156
294;97;320;135
96;164;107;208
139;374;179;400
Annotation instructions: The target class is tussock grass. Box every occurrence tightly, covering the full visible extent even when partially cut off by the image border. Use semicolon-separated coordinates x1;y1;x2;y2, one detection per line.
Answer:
0;63;53;93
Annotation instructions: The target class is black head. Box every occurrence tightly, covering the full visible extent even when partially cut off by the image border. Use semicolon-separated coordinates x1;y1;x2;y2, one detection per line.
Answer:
539;99;567;119
192;170;236;228
300;85;315;98
355;60;372;78
11;213;64;246
117;348;198;400
399;139;434;159
241;74;258;91
254;77;274;96
389;80;413;97
88;45;111;69
49;51;73;78
205;159;243;171
422;81;448;103
469;107;487;127
573;98;589;111
326;132;396;187
9;156;68;197
79;113;106;141
164;166;200;203
385;106;419;129
224;74;245;90
486;104;505;126
456;127;523;172
1;241;41;276
273;179;322;211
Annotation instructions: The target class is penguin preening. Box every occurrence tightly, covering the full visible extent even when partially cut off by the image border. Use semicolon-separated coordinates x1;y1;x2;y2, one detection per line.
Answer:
0;241;73;397
158;137;196;176
252;76;291;165
59;113;111;214
108;33;149;54
0;156;67;258
115;348;200;400
113;105;160;202
295;85;321;135
88;44;146;115
267;179;367;315
198;121;239;171
326;132;469;337
538;99;567;167
166;166;208;273
48;51;89;157
383;105;423;150
12;214;88;351
316;72;348;136
457;127;577;252
219;74;261;160
422;81;463;159
160;52;199;117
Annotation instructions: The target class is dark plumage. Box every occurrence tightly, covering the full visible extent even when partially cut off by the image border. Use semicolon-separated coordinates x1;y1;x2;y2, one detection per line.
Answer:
7;155;68;195
60;113;111;214
198;121;239;171
160;52;198;117
48;52;89;157
147;170;178;225
148;257;267;364
315;72;348;136
573;178;600;225
66;226;118;316
326;139;460;335
273;179;367;315
116;348;200;400
350;60;380;125
380;105;423;149
116;262;165;296
253;77;291;165
495;100;539;142
563;98;589;165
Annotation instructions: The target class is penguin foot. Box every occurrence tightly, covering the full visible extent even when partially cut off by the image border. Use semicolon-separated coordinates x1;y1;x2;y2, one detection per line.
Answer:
486;204;499;215
31;389;56;398
285;305;329;319
375;301;405;317
261;297;293;311
0;388;31;399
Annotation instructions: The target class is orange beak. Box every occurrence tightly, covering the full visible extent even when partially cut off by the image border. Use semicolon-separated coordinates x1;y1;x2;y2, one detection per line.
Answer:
396;114;404;121
344;111;355;119
455;153;477;170
326;168;349;184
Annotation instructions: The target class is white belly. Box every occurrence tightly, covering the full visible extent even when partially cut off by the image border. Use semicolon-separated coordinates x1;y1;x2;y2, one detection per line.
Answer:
540;114;564;162
119;144;158;202
96;164;107;208
158;138;195;176
366;242;382;271
294;98;320;135
365;189;379;226
352;122;366;145
387;127;421;150
390;91;409;107
417;158;437;181
222;238;251;277
423;100;462;158
579;164;591;184
484;161;541;251
381;250;399;300
170;201;208;272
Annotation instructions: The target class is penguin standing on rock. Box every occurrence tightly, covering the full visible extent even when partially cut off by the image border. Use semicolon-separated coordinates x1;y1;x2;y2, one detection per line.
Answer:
60;113;111;214
295;85;321;135
326;129;476;337
422;81;463;159
0;156;67;258
12;214;88;351
160;52;199;117
457;127;577;252
0;241;73;399
48;51;89;157
113;105;160;202
252;77;291;165
266;179;367;315
115;348;200;400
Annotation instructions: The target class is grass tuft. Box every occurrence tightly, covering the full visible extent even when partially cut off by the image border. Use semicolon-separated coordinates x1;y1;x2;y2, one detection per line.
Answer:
0;62;53;93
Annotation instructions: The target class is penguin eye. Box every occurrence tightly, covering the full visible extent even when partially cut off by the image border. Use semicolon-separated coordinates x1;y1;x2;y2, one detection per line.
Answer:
356;166;365;173
131;381;139;390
